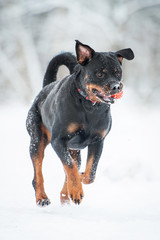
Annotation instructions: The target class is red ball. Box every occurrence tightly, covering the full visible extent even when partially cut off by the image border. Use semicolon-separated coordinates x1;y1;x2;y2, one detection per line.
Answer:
111;91;123;99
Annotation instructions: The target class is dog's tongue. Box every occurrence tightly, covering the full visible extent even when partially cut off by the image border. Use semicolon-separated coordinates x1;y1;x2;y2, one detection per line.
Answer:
97;92;110;102
103;95;110;101
110;90;123;99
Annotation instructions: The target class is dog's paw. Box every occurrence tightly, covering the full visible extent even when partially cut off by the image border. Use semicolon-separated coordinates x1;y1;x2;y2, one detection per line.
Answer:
70;192;84;205
36;191;51;207
67;180;84;205
36;198;51;207
81;172;94;184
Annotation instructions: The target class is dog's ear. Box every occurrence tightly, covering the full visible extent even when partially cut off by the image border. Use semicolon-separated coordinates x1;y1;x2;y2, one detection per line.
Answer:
75;40;95;65
115;48;134;64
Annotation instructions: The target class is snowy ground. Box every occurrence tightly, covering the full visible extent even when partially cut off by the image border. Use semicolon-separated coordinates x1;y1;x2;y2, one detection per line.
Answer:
0;90;160;240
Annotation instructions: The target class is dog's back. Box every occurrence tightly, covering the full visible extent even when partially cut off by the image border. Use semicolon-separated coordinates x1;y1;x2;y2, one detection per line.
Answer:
27;52;77;135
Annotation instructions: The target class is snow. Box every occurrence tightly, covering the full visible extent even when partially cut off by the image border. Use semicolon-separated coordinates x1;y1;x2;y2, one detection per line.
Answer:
0;91;160;239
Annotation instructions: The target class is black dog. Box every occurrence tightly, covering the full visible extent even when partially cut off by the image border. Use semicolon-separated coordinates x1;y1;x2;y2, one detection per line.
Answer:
26;40;134;206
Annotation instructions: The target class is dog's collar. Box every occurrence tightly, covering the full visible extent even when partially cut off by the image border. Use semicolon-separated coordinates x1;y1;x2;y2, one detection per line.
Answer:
78;88;98;105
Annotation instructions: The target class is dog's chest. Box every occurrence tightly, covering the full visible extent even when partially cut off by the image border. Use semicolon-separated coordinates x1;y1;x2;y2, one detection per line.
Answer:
66;119;110;150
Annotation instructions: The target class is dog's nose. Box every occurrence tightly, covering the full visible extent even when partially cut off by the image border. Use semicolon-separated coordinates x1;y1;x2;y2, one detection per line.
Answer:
110;82;121;91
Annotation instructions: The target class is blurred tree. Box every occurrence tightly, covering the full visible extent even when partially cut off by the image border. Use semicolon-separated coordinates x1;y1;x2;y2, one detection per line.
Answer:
0;0;159;105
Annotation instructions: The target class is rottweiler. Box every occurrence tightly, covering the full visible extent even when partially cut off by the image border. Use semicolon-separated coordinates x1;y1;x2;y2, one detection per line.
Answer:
26;40;134;206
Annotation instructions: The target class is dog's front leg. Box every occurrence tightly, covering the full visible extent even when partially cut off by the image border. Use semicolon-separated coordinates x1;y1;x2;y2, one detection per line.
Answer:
52;139;84;204
81;140;104;184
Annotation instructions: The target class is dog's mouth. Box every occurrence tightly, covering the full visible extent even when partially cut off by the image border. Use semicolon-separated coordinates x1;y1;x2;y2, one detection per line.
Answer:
92;88;115;104
85;83;123;104
92;88;123;104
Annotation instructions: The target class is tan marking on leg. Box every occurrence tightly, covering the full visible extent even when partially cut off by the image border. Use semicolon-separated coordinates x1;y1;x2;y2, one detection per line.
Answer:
60;150;81;204
63;162;84;204
33;141;49;204
33;124;51;205
81;154;94;184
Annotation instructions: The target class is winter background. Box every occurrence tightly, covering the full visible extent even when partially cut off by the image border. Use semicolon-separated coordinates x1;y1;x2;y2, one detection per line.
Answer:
0;0;160;239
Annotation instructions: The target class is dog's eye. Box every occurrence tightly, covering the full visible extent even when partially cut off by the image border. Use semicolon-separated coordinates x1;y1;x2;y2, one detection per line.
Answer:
96;72;104;78
114;68;121;78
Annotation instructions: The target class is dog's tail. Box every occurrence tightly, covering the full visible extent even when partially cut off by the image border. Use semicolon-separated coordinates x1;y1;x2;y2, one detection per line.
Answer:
43;52;77;88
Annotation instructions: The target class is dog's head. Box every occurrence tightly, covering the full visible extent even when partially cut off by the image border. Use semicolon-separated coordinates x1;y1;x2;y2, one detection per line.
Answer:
75;40;134;104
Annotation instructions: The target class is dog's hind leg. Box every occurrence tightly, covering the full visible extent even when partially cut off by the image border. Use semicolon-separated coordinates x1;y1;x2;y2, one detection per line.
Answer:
60;175;70;205
60;150;81;204
27;109;51;207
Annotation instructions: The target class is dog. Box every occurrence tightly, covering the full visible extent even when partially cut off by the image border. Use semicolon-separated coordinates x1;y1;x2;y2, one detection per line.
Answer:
26;40;134;207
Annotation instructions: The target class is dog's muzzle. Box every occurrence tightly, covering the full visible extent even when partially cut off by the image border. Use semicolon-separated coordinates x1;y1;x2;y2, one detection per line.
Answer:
108;82;123;95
